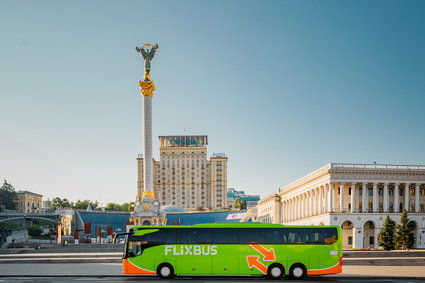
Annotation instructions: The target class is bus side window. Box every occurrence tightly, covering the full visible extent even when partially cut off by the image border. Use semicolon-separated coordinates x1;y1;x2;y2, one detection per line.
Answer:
176;228;194;244
239;228;265;244
265;229;280;244
212;228;239;244
323;228;338;245
192;229;212;244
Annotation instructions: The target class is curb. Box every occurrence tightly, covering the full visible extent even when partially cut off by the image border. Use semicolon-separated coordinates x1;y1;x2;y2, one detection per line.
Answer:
0;275;425;280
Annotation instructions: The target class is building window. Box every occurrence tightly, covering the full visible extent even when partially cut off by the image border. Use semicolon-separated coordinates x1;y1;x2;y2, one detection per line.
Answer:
368;188;373;196
348;236;353;245
370;236;374;245
378;188;383;196
389;189;393;196
359;188;362;196
399;190;403;196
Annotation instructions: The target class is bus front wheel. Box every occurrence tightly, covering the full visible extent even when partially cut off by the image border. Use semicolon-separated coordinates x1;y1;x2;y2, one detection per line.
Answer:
288;263;307;279
157;263;174;279
267;263;284;279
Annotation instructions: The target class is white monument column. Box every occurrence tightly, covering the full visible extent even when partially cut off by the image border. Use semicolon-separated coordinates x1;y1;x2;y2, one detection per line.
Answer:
405;183;410;212
143;94;154;196
394;183;400;213
372;183;378;213
339;183;345;212
362;183;368;212
415;183;420;213
350;183;356;213
383;183;389;213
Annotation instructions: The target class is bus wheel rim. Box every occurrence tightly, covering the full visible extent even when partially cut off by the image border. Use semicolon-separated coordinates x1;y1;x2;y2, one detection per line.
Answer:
271;267;281;277
293;267;303;277
161;267;171;277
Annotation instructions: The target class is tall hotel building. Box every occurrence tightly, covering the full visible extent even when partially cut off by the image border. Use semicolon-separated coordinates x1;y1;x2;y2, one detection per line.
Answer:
137;135;228;210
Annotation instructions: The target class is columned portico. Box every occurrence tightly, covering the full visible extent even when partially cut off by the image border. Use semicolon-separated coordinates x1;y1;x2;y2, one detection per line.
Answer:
362;183;367;213
415;183;420;213
268;163;425;249
383;183;389;213
339;183;345;212
394;183;400;213
328;183;334;212
373;183;378;213
405;183;410;211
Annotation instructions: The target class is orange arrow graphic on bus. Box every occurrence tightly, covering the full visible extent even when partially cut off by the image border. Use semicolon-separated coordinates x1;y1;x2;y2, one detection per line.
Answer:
250;244;276;261
247;256;268;274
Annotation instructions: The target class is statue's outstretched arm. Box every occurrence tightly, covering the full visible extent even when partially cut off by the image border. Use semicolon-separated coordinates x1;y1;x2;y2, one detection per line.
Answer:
149;48;156;60
135;46;141;53
140;48;147;58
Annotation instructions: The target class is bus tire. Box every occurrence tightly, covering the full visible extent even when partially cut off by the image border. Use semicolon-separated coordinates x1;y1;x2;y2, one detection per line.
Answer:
157;263;174;279
288;263;307;279
267;263;284;279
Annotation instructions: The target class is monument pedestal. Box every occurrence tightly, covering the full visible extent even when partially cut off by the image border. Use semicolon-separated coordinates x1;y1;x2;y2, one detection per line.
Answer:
130;195;166;226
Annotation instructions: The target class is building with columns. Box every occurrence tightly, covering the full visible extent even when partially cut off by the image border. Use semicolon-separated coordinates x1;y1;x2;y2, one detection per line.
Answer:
256;163;425;249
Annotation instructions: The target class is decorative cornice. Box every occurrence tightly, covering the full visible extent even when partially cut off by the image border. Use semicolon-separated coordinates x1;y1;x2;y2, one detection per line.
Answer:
258;193;280;205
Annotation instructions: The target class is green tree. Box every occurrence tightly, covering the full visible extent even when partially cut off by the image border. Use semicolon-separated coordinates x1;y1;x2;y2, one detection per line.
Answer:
51;197;73;209
234;198;241;210
74;200;99;210
0;180;17;210
106;202;121;211
240;200;247;210
121;202;134;212
394;209;415;250
26;224;42;237
378;215;396;250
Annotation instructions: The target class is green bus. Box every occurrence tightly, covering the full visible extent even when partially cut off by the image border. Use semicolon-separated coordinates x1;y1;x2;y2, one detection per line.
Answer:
117;223;342;279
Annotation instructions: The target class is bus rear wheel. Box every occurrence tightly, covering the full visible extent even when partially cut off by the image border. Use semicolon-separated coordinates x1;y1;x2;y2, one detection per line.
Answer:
267;263;284;279
157;263;174;279
288;263;307;279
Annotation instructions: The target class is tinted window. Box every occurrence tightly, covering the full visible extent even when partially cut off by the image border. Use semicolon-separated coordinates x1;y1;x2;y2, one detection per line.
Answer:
239;228;265;244
212;228;239;244
175;228;212;244
265;229;287;244
282;228;338;245
130;228;175;244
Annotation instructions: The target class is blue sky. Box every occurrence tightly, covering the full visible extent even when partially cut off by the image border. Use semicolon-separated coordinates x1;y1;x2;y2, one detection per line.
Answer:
1;0;424;205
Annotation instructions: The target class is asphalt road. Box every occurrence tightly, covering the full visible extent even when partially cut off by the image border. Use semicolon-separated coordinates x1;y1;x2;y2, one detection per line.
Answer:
0;277;425;283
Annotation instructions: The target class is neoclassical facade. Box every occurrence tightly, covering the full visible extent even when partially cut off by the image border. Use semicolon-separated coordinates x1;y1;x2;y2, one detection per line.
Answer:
257;163;425;249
